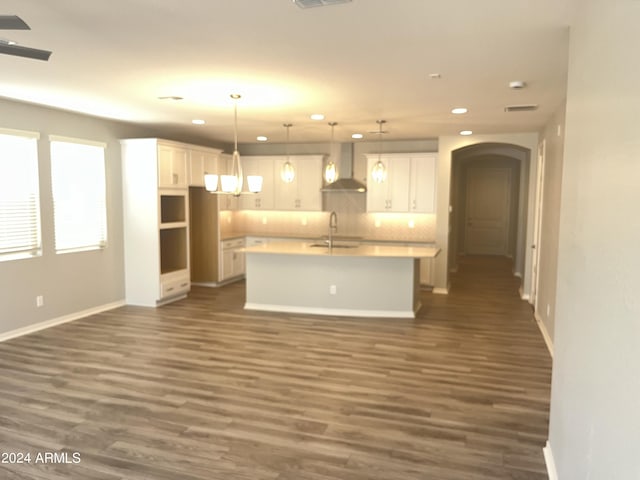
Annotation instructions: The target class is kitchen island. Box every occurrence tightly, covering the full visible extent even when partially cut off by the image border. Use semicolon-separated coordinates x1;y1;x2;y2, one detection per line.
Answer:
243;241;440;318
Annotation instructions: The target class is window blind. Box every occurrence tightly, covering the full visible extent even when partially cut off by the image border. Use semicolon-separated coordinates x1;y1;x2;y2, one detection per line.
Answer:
0;130;42;261
50;138;107;253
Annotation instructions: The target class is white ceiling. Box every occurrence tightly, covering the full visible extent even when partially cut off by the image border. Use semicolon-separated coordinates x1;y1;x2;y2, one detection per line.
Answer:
0;0;571;145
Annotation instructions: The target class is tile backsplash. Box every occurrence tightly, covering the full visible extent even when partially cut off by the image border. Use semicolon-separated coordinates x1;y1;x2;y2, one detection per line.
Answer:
228;192;436;243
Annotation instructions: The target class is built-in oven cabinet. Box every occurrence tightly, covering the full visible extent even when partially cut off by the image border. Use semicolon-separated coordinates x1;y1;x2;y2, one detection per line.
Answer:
121;138;192;306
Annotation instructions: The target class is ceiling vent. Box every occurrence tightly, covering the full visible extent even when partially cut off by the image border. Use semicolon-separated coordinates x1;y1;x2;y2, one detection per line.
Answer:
293;0;352;8
504;104;539;112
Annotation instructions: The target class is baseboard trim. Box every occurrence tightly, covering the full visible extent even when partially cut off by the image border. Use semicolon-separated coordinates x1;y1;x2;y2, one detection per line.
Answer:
543;441;558;480
534;312;554;357
244;302;416;318
0;300;125;343
433;281;450;295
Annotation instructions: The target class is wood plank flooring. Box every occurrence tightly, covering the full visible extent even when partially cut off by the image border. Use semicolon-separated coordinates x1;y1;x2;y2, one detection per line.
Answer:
0;255;552;479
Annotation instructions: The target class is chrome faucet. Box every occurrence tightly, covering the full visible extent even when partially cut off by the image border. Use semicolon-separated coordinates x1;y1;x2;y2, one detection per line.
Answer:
328;211;338;249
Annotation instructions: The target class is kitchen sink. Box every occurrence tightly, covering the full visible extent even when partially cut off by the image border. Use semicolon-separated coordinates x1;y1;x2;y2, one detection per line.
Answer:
309;243;358;249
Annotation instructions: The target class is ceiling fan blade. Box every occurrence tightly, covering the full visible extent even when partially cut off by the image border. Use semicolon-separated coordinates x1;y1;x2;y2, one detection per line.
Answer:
0;15;30;30
0;43;51;61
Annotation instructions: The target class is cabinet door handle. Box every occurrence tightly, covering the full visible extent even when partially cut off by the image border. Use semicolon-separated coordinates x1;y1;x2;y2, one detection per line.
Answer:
172;173;178;185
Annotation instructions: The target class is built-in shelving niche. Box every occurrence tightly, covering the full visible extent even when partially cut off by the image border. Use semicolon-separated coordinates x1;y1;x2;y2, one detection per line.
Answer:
160;194;186;224
160;227;188;274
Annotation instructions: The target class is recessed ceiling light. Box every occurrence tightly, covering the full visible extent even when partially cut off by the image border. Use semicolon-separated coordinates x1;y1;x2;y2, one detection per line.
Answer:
451;107;468;115
509;80;526;89
429;73;442;79
256;136;268;142
310;114;325;121
460;130;473;136
351;133;363;139
293;0;352;9
192;119;205;125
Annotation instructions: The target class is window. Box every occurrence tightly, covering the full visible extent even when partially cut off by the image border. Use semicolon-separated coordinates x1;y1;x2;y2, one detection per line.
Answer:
0;129;42;261
50;136;107;253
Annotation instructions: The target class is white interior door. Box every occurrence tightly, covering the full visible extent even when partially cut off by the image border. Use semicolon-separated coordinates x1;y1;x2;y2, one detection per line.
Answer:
530;140;546;308
464;167;512;255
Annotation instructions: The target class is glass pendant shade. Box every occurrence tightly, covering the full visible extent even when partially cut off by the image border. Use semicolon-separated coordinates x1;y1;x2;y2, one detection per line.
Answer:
280;123;295;183
324;160;338;183
220;174;238;193
247;175;263;193
371;159;387;183
370;119;387;184
221;149;244;195
281;160;295;183
204;174;219;192
324;122;339;184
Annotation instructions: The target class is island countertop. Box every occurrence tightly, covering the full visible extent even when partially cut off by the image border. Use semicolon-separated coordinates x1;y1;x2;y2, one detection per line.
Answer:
242;241;440;259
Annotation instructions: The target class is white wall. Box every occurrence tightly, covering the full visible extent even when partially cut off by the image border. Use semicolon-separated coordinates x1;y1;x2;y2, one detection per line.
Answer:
435;133;539;293
535;104;566;351
547;0;640;477
0;98;224;337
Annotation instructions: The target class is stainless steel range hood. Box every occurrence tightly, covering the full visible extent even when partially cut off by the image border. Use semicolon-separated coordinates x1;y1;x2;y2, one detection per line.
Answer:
321;143;367;193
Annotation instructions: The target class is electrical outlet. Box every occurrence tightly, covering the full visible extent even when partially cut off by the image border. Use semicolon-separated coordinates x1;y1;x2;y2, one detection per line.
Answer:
36;295;44;307
329;285;337;295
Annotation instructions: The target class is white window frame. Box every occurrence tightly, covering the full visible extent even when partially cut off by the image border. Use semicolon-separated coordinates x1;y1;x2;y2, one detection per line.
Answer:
50;135;108;254
0;128;42;262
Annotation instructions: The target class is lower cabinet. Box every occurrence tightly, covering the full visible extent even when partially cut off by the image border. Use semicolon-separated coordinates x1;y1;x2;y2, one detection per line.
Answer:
220;238;245;282
160;270;191;300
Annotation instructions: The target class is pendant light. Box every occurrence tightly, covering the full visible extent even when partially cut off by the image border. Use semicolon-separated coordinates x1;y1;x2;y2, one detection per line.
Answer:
205;94;263;195
370;119;387;183
280;123;295;183
324;122;339;184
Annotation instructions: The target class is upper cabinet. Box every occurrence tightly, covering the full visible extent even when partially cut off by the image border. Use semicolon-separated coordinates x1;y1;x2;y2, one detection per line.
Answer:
273;154;324;211
408;153;437;213
239;156;276;210
158;143;189;188
366;153;437;213
239;154;324;211
189;147;222;187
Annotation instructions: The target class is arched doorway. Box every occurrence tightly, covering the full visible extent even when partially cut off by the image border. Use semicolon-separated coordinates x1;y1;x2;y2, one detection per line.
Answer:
449;143;531;291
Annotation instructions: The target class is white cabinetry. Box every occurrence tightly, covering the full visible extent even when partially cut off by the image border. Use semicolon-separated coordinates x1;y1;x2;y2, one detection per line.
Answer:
239;156;275;210
366;153;437;213
236;154;323;211
158;143;189;188
273;155;324;211
189;147;222;187
220;238;245;281
121;138;191;306
408;153;437;212
366;155;411;212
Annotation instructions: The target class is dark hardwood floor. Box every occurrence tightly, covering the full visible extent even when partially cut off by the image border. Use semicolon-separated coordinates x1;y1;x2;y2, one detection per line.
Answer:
0;255;552;479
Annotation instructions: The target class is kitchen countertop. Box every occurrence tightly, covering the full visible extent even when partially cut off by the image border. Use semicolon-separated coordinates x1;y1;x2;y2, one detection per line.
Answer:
222;232;435;247
242;240;440;259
